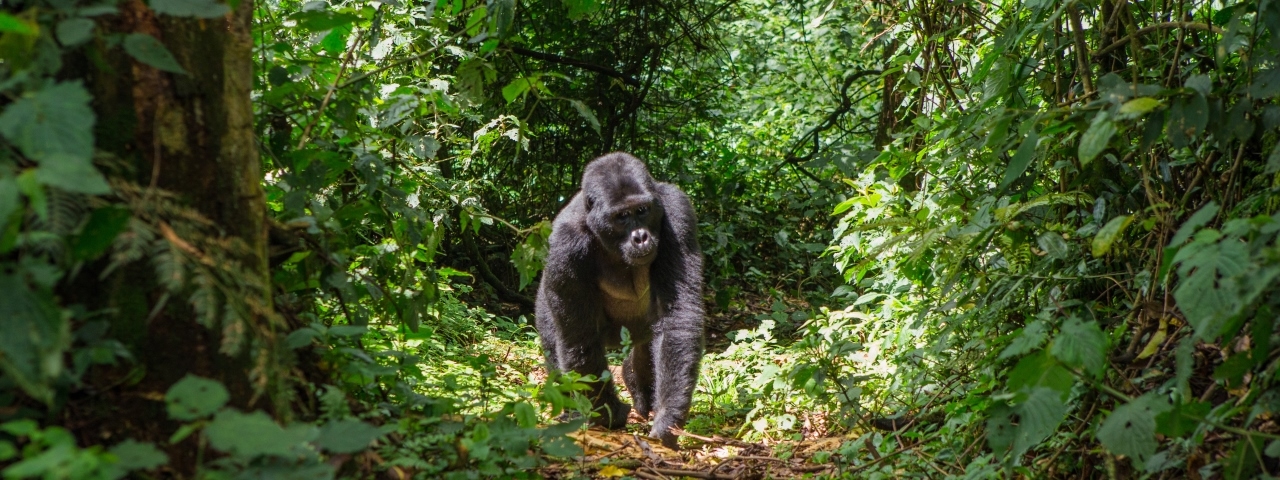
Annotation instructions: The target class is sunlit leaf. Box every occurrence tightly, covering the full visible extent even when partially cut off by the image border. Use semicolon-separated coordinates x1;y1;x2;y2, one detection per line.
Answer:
1119;97;1161;117
1092;215;1133;257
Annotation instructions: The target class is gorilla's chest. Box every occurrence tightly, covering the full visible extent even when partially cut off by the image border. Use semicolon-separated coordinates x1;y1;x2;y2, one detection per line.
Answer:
598;266;654;324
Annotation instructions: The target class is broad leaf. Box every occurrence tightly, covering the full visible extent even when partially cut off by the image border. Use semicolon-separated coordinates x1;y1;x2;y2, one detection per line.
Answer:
1078;111;1116;165
69;206;131;261
0;82;95;163
1012;387;1068;456
150;0;229;18
1097;393;1169;467
1007;351;1073;399
999;130;1037;190
1092;215;1133;257
205;410;318;457
314;419;384;453
108;440;168;470
1050;317;1107;376
34;154;111;194
165;375;229;420
1169;202;1218;246
1119;97;1161;117
124;33;188;74
55;18;95;46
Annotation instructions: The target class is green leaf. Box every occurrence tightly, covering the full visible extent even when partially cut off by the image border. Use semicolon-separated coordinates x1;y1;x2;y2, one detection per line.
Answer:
1092;215;1133;257
108;440;168;470
492;0;515;38
568;100;600;134
123;33;188;74
1006;351;1073;399
1050;317;1107;376
465;6;487;37
998;319;1047;360
0;12;38;35
1012;387;1068;456
1169;202;1218;246
986;403;1015;453
1266;144;1280;174
0;177;17;223
288;10;360;32
55;18;95;46
0;274;64;404
502;77;535;103
1078;111;1116;165
34;154;111;195
998;130;1037;190
1248;69;1280;98
165;375;229;421
313;419;384;453
514;402;538;428
1174;240;1249;340
1155;399;1209;437
1266;439;1280;458
319;25;351;55
285;327;320;349
1036;232;1069;259
1168;94;1208;143
540;435;582;457
0;82;96;163
1097;393;1168;467
70;206;130;261
1119;97;1161;117
205;410;317;457
562;0;600;20
149;0;229;17
1185;74;1211;96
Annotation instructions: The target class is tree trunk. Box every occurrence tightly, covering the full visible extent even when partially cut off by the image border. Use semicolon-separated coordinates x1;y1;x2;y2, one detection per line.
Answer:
66;0;269;471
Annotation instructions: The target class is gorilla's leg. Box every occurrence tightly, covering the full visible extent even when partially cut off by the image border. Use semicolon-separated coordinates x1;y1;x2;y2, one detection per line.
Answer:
622;342;656;418
559;341;631;429
650;329;702;448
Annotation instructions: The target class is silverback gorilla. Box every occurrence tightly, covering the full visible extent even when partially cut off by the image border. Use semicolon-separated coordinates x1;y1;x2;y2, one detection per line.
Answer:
536;152;704;449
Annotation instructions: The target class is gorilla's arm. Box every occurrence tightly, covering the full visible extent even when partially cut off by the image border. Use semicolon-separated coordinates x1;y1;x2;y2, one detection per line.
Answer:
648;183;705;446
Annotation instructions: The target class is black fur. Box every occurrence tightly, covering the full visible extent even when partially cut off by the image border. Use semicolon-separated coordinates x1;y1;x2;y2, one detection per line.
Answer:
536;152;705;449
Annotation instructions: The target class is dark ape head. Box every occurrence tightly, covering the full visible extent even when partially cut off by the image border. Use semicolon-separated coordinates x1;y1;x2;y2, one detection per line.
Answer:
581;153;665;266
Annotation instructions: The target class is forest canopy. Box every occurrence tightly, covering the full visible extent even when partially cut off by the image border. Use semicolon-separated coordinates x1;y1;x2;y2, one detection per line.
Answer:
2;0;1280;477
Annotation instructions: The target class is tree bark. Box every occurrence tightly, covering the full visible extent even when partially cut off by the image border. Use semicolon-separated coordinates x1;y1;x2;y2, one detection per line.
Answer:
67;0;269;471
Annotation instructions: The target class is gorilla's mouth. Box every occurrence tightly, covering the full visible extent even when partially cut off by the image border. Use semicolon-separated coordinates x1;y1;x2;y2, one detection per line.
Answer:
624;243;658;264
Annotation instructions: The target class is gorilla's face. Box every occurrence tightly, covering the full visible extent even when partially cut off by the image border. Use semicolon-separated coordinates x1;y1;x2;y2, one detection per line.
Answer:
588;193;664;266
581;154;666;267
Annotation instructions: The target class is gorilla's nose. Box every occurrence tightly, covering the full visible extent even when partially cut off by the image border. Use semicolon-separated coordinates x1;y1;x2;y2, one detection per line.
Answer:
631;230;650;246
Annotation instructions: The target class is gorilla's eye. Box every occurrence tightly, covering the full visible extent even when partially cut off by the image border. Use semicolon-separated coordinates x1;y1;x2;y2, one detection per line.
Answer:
635;206;648;216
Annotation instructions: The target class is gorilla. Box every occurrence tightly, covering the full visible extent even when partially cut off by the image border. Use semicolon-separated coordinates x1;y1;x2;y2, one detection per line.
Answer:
536;152;704;449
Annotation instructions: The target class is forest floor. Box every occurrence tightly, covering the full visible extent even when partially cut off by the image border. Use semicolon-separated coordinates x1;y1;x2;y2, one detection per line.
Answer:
444;293;869;479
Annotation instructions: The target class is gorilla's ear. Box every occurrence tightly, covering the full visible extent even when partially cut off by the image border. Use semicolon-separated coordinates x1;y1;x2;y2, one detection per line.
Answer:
584;194;594;211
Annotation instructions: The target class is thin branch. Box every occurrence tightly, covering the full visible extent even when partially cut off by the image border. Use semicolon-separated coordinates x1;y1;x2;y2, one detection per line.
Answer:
1093;21;1221;58
507;46;641;87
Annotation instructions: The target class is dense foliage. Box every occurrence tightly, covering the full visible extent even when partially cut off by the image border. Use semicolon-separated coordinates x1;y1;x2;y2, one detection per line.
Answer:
2;0;1280;477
